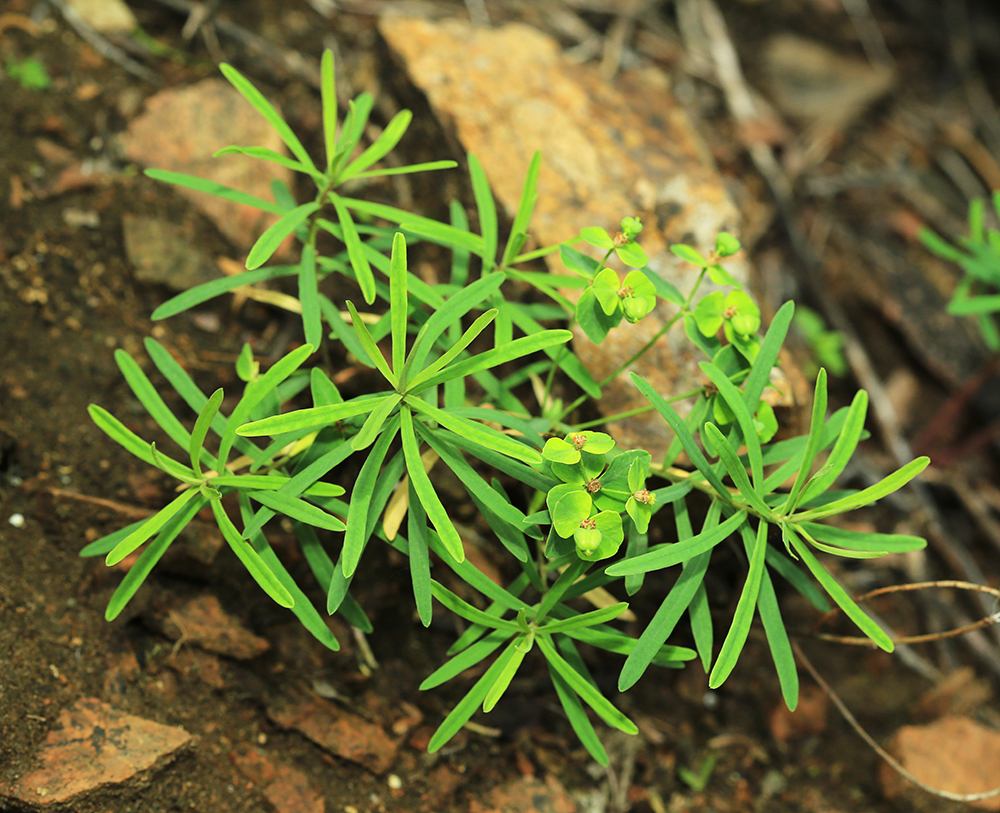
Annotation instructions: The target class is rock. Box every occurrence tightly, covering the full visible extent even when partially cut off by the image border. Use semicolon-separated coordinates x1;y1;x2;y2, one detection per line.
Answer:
122;214;220;291
121;79;293;254
157;594;270;660
469;774;577;813
379;17;774;457
66;0;137;34
880;715;1000;810
2;697;192;806
230;746;325;813
268;695;398;775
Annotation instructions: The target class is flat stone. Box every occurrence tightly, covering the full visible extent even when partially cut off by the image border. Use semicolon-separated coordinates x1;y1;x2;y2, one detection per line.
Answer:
66;0;137;33
469;774;577;813
230;746;325;813
880;715;1000;810
268;695;398;776
121;78;293;253
2;697;192;806
158;594;270;660
380;17;762;456
122;214;220;291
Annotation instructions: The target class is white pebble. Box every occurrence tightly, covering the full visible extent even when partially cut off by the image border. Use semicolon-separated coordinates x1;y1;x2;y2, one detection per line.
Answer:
8;513;25;528
387;774;402;790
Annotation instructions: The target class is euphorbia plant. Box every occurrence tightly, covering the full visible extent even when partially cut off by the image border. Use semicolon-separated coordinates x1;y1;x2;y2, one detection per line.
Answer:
84;50;929;765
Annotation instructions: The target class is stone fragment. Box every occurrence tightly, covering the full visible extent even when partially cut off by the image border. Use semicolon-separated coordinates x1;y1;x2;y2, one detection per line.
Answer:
268;696;398;775
122;214;220;291
880;715;1000;810
2;697;192;806
66;0;137;33
469;774;577;813
158;594;270;660
380;18;772;456
121;79;293;253
230;746;325;813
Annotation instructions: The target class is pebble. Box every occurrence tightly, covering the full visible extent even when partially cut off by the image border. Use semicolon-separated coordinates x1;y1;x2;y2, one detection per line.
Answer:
9;513;25;528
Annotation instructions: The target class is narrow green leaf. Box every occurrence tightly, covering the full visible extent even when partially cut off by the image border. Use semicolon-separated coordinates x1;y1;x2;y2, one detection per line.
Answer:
340;109;413;181
742;300;794;409
238;396;381;437
700;362;763;488
468;153;498;265
539;603;628;634
351;393;401;451
547;659;608;765
702;423;772;516
214;145;320;180
211;500;294;607
298;243;322;348
782;369;829;513
536;637;638;734
404;273;505;376
113;350;211;470
405;309;499;391
414;329;572;393
605;510;747;576
345;300;397;387
341;416;399;579
423;628;510;690
89;405;197;483
798;522;926;553
190;388;224;477
389;232;408;377
347;159;457;181
507;307;601;398
247;491;345;532
106;489;200;566
630;374;730;497
218;343;314;471
483;639;527;712
240;497;340;650
330;193;376;304
796;389;868;507
417;425;528;529
708;519;768;688
618;551;710;690
246;202;320;270
408;399;540;465
151;265;298;320
501;151;540;268
219;62;317;172
792;457;930;521
427;640;518;753
401;407;464;563
144;168;283;215
785;526;893;651
320;49;337;172
105;494;204;620
408;485;433;626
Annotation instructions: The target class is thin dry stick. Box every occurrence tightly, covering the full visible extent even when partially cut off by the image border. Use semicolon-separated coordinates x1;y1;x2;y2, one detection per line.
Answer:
47;487;156;520
813;580;1000;646
794;641;1000;805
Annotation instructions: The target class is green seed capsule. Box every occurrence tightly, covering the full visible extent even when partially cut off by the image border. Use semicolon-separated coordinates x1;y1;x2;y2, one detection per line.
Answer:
574;526;602;553
622;296;649;323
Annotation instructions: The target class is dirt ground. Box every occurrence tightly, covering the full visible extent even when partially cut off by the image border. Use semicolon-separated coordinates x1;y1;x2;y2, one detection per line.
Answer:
2;1;1000;812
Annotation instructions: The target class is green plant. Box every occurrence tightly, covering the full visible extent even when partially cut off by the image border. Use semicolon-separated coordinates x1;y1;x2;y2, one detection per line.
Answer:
85;51;929;765
921;191;1000;349
5;56;51;90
